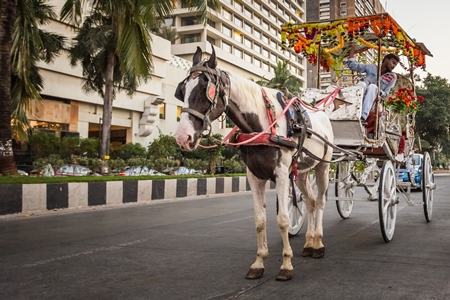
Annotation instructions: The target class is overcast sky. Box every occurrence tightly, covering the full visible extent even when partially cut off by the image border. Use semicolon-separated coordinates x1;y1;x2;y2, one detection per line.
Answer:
383;1;448;81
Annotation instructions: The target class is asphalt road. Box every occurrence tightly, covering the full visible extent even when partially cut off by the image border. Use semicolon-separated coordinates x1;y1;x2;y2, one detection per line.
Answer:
1;175;450;300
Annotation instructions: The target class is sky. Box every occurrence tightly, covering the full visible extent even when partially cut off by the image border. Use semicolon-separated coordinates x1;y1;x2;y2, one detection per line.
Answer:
382;0;448;81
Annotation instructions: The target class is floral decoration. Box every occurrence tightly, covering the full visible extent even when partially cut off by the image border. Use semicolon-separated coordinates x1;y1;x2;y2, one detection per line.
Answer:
281;13;428;72
385;87;424;114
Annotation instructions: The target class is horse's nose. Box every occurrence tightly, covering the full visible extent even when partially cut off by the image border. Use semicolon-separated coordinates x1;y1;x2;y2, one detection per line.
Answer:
176;133;194;151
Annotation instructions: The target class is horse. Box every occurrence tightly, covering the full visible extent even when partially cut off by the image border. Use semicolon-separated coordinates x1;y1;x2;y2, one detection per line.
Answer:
174;46;334;281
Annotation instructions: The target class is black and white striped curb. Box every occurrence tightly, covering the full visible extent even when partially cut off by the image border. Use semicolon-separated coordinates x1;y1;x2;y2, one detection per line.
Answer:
0;177;276;215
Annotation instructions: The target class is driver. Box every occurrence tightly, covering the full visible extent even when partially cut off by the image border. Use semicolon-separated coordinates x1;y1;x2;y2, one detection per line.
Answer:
347;44;399;122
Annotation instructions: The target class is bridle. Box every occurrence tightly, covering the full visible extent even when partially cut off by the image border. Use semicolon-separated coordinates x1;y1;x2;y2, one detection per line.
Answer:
176;62;230;137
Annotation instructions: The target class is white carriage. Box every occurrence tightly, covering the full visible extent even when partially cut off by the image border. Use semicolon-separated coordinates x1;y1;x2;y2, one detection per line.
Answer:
282;14;436;242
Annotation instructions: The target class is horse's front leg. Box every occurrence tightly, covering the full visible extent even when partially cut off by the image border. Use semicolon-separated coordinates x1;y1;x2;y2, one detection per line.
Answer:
296;172;317;257
245;171;269;280
275;169;294;281
310;162;330;258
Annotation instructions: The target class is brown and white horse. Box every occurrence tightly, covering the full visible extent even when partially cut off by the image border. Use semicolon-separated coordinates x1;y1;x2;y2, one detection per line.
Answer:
174;46;334;281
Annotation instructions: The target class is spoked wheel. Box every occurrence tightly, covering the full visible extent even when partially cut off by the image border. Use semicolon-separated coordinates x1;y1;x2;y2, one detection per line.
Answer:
276;176;307;237
335;161;355;219
378;160;398;243
422;152;435;222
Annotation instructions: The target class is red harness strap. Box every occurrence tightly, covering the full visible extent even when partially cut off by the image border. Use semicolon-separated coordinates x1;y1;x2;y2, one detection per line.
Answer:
234;88;297;149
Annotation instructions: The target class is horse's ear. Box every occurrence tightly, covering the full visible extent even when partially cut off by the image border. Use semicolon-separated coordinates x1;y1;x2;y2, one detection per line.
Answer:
193;47;202;65
207;46;217;69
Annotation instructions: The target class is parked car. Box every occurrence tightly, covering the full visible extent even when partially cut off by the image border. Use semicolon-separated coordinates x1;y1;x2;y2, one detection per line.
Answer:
398;154;422;189
54;164;100;176
116;166;166;176
18;170;29;176
171;166;200;175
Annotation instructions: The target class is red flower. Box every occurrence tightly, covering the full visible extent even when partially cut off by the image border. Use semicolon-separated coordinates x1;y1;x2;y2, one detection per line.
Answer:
417;95;425;103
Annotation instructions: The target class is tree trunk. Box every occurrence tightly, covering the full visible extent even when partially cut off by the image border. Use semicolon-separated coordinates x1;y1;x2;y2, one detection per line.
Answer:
100;50;115;161
0;0;18;175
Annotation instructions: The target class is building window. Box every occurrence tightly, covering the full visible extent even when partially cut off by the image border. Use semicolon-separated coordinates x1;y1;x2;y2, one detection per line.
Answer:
207;36;216;46
234;16;243;27
262;6;269;16
234;31;243;42
234;47;243;58
244;52;252;63
244;6;252;18
244;22;252;33
181;16;199;26
176;106;182;122
270;52;277;62
270;12;277;22
254;15;261;25
254;57;261;67
222;25;232;37
270;39;276;49
234;1;243;11
262;20;269;30
181;33;200;43
340;2;347;7
159;103;166;119
340;10;347;16
222;41;232;53
254;29;261;39
206;18;216;28
262;34;269;44
262;62;269;71
223;9;231;20
262;48;269;58
244;36;252;48
254;43;261;53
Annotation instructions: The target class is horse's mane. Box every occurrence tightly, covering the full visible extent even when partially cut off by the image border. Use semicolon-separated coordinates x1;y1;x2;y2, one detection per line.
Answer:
227;72;272;116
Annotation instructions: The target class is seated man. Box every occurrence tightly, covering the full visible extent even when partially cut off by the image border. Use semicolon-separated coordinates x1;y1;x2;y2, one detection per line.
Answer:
347;44;399;122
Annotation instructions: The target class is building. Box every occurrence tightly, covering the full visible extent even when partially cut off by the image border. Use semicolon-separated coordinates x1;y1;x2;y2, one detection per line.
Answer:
170;0;306;83
305;0;386;89
22;0;308;154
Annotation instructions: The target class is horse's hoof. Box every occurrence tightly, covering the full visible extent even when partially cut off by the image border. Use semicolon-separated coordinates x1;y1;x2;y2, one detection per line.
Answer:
246;268;264;279
276;269;294;281
312;247;325;259
301;247;314;257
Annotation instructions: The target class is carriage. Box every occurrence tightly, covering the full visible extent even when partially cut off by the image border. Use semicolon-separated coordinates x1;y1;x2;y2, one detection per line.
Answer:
281;13;436;242
173;13;435;281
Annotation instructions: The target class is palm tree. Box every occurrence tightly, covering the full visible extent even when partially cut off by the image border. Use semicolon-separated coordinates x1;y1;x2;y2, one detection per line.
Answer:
11;0;65;140
60;0;220;160
257;61;303;98
0;0;18;175
154;25;179;44
0;0;65;176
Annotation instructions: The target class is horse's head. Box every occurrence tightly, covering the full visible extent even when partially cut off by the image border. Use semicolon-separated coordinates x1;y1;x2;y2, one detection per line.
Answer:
174;46;229;151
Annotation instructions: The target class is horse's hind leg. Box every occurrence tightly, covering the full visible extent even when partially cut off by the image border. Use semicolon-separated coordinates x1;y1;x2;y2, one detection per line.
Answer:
245;171;269;280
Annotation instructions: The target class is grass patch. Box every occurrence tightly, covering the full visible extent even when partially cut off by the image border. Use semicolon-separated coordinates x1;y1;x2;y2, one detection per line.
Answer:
0;173;247;185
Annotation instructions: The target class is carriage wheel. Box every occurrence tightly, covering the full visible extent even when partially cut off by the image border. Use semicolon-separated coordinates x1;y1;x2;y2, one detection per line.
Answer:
276;177;307;237
422;152;435;223
335;161;354;219
378;160;398;243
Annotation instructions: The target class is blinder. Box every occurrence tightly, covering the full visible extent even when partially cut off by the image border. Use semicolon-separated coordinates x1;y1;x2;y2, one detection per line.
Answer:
174;77;187;101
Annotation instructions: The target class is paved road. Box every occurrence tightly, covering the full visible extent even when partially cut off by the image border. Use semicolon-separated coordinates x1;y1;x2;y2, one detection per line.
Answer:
1;176;450;300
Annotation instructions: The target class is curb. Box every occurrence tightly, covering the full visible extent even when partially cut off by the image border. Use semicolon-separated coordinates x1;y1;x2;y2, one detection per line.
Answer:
0;177;276;216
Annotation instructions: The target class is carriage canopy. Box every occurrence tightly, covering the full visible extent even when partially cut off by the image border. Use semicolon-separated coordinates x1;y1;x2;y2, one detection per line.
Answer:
280;13;432;73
